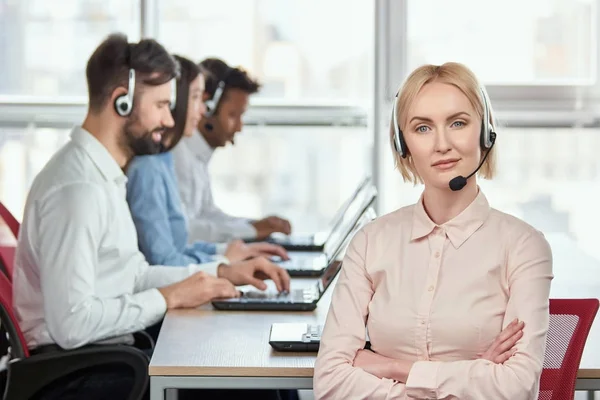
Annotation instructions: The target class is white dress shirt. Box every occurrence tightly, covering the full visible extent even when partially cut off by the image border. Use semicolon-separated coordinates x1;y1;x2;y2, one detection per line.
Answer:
172;132;257;242
14;127;223;350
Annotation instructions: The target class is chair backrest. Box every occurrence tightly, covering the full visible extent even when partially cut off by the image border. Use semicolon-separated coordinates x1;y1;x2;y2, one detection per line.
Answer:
538;298;599;400
0;246;15;280
0;271;28;360
0;202;19;240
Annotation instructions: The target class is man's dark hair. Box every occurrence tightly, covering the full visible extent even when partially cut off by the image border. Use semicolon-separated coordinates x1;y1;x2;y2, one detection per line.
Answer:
85;33;180;112
163;55;201;152
199;58;261;100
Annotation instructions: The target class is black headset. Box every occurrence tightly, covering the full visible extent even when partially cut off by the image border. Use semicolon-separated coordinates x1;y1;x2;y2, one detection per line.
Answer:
391;85;496;158
203;66;233;118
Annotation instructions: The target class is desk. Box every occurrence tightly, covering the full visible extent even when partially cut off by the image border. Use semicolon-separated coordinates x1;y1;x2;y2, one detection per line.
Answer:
149;278;330;399
150;268;600;399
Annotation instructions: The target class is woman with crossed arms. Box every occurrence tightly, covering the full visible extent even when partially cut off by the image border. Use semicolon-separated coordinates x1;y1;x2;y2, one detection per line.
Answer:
314;62;553;399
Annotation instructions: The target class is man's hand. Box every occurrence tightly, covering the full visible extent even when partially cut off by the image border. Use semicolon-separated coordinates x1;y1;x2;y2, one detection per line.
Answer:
353;349;413;383
478;318;524;363
251;216;292;239
217;256;291;292
224;239;289;263
157;271;239;309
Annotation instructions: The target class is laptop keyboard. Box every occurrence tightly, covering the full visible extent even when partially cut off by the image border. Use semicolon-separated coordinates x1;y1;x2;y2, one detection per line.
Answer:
241;288;312;302
271;253;327;269
278;258;316;268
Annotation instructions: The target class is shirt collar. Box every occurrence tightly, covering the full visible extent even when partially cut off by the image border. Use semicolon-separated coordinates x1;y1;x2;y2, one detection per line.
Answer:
70;126;127;185
182;130;214;163
411;189;490;248
156;151;174;168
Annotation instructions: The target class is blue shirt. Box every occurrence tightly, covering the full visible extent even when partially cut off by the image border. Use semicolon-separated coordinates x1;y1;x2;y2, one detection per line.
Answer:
126;152;219;266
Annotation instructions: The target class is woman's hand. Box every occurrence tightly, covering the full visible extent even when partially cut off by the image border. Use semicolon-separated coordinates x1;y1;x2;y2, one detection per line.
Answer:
478;318;525;364
353;318;524;384
353;349;413;382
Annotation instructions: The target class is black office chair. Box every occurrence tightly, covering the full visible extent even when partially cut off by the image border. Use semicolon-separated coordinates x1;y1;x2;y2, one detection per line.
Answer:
0;270;151;400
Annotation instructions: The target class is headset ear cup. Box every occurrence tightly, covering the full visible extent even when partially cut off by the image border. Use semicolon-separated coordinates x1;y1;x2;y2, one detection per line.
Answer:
398;130;408;158
480;122;486;149
114;69;135;117
114;95;131;117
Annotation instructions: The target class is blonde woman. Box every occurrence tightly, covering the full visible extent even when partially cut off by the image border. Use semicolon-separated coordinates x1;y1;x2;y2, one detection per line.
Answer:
314;62;553;399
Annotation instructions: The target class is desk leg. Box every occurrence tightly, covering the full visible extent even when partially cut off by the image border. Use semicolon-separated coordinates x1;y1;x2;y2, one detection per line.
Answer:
150;376;166;400
166;389;178;400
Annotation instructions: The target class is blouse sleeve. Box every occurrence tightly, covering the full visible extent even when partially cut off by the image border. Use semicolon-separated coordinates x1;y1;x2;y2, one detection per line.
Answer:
314;228;407;399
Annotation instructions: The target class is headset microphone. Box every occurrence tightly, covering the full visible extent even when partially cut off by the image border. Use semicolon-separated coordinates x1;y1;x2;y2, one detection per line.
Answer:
448;132;496;191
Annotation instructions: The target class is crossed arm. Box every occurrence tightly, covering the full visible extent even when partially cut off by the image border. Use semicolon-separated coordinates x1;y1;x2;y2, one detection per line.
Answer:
313;228;553;400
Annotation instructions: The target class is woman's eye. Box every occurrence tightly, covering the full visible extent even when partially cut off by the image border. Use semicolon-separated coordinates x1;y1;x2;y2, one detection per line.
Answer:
416;125;429;133
452;121;465;127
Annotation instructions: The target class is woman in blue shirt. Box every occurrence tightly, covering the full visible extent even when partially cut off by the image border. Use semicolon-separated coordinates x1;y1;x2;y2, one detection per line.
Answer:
126;55;288;267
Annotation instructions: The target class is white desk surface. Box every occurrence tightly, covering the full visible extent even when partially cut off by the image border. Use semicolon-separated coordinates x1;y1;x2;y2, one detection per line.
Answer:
149;278;331;377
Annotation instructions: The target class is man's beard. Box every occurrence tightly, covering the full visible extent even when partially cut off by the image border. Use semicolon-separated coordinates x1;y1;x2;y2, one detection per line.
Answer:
120;112;167;158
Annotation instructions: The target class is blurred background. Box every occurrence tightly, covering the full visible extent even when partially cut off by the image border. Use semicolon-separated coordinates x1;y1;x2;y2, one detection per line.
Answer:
1;0;600;286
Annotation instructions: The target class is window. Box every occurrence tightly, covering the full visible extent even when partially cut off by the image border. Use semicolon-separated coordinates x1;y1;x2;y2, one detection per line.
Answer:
0;125;370;234
209;126;371;232
0;126;70;219
407;0;596;85
157;0;373;102
381;127;600;274
0;0;141;97
0;1;373;243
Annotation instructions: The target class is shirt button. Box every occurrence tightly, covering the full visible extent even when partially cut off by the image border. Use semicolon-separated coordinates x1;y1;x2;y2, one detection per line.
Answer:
428;285;434;291
434;251;440;258
421;321;426;325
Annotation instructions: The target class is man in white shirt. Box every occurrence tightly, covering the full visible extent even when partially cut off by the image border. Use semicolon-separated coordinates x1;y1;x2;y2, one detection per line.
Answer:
172;58;293;243
14;34;289;400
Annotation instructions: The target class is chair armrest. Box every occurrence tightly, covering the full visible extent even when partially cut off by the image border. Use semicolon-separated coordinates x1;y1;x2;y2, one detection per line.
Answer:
133;330;155;351
4;345;149;400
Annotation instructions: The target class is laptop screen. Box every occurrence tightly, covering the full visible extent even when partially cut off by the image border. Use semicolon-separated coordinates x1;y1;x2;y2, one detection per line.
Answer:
315;210;374;296
314;177;371;244
321;183;377;259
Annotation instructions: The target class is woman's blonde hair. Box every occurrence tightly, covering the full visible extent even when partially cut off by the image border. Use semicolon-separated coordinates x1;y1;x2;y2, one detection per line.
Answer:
390;62;497;184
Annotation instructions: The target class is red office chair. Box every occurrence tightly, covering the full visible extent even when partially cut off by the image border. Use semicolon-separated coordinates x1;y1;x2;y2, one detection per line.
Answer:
0;246;15;280
0;270;150;399
0;202;19;239
538;298;599;400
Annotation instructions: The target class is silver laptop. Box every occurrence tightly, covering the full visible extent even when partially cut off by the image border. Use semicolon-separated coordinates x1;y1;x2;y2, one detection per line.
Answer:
211;213;367;312
269;323;371;352
267;177;372;252
273;185;377;276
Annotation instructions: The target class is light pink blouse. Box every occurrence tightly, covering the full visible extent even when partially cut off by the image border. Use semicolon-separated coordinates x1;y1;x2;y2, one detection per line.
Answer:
314;190;553;399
